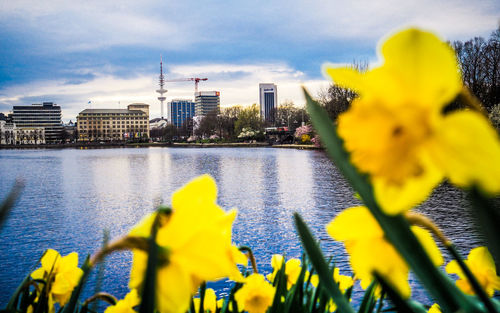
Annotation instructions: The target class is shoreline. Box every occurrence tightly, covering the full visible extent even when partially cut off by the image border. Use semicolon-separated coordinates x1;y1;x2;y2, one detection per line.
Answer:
0;142;322;150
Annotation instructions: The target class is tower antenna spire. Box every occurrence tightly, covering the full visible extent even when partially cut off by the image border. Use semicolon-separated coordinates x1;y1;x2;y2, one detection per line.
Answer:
156;56;167;119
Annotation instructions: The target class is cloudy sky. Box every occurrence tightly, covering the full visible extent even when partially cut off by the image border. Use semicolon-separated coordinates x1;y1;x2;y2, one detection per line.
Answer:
0;0;499;122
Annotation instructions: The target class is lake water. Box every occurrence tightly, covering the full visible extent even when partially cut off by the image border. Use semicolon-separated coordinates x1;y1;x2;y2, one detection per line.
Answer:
0;147;483;307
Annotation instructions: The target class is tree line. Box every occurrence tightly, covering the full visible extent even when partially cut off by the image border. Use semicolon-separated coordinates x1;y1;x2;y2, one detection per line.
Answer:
151;103;309;142
318;27;500;124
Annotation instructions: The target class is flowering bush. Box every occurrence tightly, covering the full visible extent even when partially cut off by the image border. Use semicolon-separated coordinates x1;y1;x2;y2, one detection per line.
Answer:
237;128;260;139
311;134;321;147
293;125;312;139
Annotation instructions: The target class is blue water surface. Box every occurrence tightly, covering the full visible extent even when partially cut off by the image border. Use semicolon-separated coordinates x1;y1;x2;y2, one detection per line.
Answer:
0;147;482;308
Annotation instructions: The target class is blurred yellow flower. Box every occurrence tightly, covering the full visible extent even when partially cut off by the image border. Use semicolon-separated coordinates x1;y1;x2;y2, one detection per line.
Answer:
234;274;275;313
128;175;245;313
310;268;353;312
310;268;353;291
266;255;302;289
428;303;441;313
446;246;500;297
325;28;500;214
193;288;217;313
31;249;83;311
216;299;232;311
104;289;140;313
327;206;443;298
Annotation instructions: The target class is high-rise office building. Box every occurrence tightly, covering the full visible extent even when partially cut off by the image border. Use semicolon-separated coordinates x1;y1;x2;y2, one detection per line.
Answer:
168;99;196;127
259;83;277;123
195;91;220;116
12;102;63;143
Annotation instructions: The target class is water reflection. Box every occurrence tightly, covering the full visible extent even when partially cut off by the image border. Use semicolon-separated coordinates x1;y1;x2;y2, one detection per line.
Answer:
0;147;481;306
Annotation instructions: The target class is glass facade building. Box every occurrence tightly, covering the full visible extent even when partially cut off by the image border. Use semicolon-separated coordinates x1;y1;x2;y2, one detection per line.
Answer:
195;91;220;116
168;99;196;127
259;83;277;123
12;102;63;143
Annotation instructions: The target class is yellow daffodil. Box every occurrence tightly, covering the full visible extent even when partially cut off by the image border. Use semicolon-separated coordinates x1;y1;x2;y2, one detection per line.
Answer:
216;299;232;311
309;268;353;291
234;274;275;313
193;288;217;313
128;174;246;313
104;289;140;313
327;206;443;298
310;268;353;312
31;249;83;312
266;255;302;289
428;303;441;313
325;28;500;214
446;246;500;297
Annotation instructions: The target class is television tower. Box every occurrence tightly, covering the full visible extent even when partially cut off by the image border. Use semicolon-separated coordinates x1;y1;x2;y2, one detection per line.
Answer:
156;57;167;119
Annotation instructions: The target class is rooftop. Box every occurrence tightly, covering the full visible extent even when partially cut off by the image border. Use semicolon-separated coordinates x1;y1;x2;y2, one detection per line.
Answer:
78;109;146;114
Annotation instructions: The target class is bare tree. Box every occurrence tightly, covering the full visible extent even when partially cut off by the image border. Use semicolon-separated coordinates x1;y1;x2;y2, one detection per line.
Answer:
453;26;500;111
317;61;367;121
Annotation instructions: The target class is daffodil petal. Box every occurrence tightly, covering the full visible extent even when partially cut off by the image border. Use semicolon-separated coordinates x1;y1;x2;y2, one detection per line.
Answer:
467;247;496;271
59;252;79;273
31;268;46;280
324;66;366;92
445;260;464;277
431;111;500;195
124;289;140;307
129;250;148;290
129;212;157;238
381;28;461;109
373;161;442;215
204;288;217;312
172;174;217;211
326;206;383;240
411;226;443;266
428;303;441;313
271;254;284;270
156;261;195;313
41;249;60;273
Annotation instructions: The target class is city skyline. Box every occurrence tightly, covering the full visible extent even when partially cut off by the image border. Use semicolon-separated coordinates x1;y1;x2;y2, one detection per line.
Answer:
1;0;499;122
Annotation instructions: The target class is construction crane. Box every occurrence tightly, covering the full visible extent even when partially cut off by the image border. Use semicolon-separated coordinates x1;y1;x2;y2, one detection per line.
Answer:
165;77;208;94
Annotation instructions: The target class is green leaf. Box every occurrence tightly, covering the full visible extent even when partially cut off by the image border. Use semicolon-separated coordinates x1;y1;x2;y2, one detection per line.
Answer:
357;281;377;313
268;257;287;313
0;179;24;229
92;230;110;313
304;88;479;312
199;282;207;313
139;215;161;313
294;213;355;313
5;272;31;312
